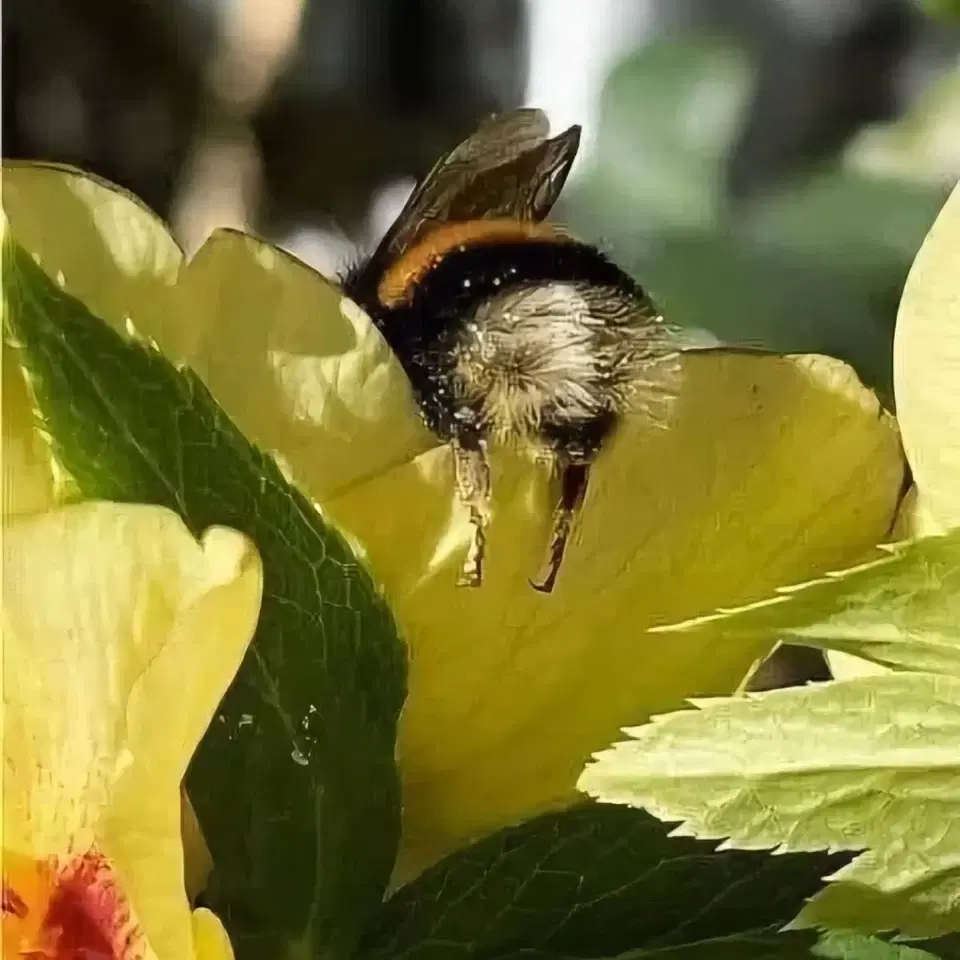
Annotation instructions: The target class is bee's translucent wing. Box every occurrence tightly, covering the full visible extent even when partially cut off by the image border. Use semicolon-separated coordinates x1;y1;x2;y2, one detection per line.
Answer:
446;107;552;164
349;108;581;300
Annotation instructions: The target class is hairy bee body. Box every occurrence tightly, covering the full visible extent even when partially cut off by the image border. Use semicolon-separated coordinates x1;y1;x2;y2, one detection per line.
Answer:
341;108;685;592
357;230;677;461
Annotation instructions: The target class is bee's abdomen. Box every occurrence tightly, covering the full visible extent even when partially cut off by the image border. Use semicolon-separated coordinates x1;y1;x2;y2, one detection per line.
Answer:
364;238;676;445
453;282;615;444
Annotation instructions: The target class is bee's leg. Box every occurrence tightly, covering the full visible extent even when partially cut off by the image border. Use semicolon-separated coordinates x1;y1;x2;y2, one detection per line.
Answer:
530;460;590;594
451;434;492;587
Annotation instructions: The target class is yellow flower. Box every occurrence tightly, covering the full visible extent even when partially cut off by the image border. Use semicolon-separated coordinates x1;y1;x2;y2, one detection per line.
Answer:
2;162;906;883
2;349;263;958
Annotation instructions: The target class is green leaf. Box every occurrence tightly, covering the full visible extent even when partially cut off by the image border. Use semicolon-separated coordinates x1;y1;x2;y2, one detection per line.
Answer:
579;672;960;938
359;803;846;960
649;529;960;678
2;238;408;958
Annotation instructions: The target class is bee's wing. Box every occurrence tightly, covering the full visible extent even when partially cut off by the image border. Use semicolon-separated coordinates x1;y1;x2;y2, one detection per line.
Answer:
373;108;581;268
444;107;551;165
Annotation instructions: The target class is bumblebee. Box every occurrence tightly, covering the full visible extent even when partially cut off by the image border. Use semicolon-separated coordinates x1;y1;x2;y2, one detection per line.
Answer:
343;108;683;593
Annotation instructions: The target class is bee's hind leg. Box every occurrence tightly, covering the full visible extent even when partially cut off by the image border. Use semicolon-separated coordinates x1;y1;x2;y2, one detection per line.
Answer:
531;460;591;594
452;434;492;587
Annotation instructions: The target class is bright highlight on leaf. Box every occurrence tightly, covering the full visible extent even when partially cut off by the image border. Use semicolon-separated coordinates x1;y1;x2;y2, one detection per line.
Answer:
1;161;908;886
579;672;960;938
650;528;960;678
2;501;262;959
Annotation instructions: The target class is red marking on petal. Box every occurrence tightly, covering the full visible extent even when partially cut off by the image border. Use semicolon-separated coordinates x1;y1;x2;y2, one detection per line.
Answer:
2;847;148;959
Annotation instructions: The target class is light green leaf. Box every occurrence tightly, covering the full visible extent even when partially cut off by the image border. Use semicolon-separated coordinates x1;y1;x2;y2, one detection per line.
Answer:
1;238;407;959
579;672;960;938
609;938;816;959
649;529;960;678
812;931;949;959
360;804;841;960
608;931;955;959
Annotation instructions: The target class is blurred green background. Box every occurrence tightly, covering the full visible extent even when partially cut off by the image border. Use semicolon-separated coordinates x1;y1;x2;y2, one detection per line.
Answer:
561;29;955;404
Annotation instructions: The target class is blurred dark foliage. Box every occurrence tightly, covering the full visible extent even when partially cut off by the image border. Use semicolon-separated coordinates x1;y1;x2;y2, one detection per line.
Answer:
2;0;528;234
2;0;211;215
726;0;923;202
5;0;955;236
253;0;528;236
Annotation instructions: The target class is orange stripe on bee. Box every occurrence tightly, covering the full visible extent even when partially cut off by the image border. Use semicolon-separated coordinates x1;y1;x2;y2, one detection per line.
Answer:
377;219;571;307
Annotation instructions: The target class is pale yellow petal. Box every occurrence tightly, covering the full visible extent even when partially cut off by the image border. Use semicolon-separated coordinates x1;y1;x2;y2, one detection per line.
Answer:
324;350;905;880
894;179;960;530
2;501;261;959
826;651;892;681
1;162;182;337
172;232;435;500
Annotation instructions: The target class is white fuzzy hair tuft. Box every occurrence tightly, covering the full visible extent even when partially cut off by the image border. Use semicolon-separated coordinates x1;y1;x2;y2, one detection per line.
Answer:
452;282;682;446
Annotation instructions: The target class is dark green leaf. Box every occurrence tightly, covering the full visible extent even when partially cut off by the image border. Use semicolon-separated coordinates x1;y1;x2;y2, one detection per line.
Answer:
359;803;848;960
2;239;407;959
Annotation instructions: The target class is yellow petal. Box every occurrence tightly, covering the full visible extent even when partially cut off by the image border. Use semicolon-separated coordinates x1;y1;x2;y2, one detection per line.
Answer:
1;162;182;334
172;233;434;500
894;180;960;531
325;350;904;879
191;908;236;960
2;501;262;958
1;163;906;882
